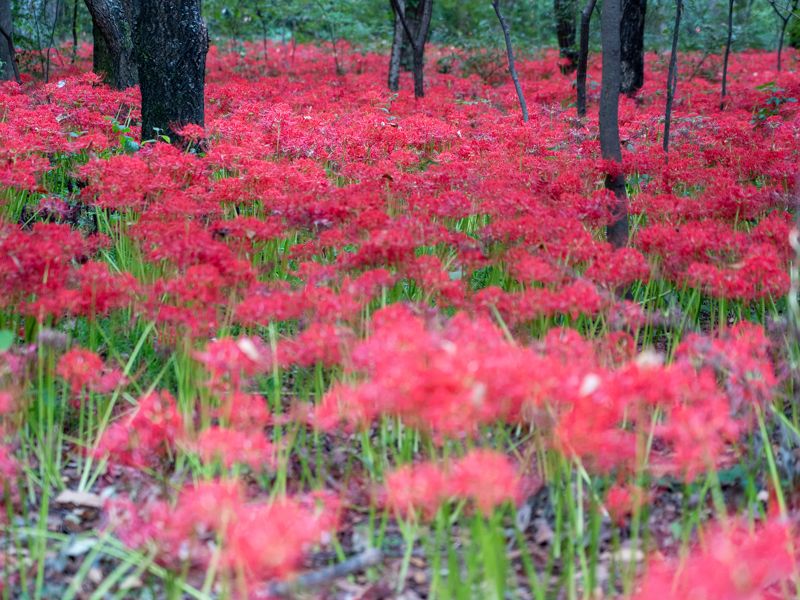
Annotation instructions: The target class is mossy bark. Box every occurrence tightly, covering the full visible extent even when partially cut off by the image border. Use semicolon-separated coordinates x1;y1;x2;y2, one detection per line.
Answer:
86;0;139;89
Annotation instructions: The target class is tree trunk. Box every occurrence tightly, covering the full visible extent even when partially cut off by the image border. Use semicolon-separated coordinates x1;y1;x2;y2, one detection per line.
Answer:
135;0;208;143
554;0;578;73
85;0;139;89
388;0;405;91
663;0;682;153
72;0;79;63
767;0;799;73
599;0;628;248
778;19;788;72
620;0;646;95
492;0;528;122
412;47;425;97
0;0;16;82
399;0;423;72
720;0;733;109
576;0;597;118
92;19;112;77
390;0;432;98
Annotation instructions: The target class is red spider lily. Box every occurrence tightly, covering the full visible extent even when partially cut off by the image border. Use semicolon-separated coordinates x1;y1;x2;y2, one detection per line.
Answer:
193;426;275;471
194;336;270;392
106;481;340;587
314;307;539;436
448;449;522;515
215;391;270;430
57;348;123;396
383;449;521;519
0;444;16;482
384;461;451;520
605;483;648;526
633;518;797;600
95;390;183;469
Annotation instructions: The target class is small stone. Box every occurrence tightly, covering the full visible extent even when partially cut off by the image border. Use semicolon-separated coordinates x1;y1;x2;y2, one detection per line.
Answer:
613;547;644;563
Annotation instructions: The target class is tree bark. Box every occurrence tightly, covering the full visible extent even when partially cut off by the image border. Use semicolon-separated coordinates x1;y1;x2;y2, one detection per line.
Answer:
388;0;405;91
399;0;423;72
554;0;578;73
767;0;799;72
492;0;528;122
72;0;79;63
778;19;788;72
0;0;18;82
663;0;682;154
390;0;432;98
720;0;733;109
576;0;597;118
599;0;628;248
85;0;139;89
620;0;646;95
135;0;208;143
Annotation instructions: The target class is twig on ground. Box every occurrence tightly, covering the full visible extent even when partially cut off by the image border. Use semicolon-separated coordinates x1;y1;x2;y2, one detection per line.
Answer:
265;548;383;597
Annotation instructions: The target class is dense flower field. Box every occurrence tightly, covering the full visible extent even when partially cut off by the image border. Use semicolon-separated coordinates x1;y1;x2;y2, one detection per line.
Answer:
0;41;799;598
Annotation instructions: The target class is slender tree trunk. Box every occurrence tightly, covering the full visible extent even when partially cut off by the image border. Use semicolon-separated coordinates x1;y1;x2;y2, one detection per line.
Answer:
663;0;682;153
71;0;79;62
599;0;628;248
85;0;139;89
576;0;597;118
0;0;18;82
390;0;432;98
492;0;528;122
135;0;208;142
554;0;579;73
44;0;63;84
720;0;733;109
388;0;405;91
778;19;788;72
767;0;799;73
620;0;646;95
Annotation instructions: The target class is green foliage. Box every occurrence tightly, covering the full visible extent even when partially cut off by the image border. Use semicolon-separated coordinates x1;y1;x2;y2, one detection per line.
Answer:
751;80;798;125
790;10;800;48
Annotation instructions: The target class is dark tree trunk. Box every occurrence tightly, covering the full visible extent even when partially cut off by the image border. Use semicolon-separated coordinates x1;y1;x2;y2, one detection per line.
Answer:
599;0;628;248
85;0;139;89
135;0;208;143
390;0;432;98
554;0;579;73
71;0;79;63
412;47;425;97
0;0;18;82
388;0;405;91
92;20;112;77
492;0;528;122
778;20;788;72
663;0;682;153
399;0;423;72
620;0;646;95
720;0;733;109
576;0;597;118
767;0;799;73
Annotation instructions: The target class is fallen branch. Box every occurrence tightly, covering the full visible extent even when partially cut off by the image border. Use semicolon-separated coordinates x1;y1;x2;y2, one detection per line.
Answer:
265;548;383;597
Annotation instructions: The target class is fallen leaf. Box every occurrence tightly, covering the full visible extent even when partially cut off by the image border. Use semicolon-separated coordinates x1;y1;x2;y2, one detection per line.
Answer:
55;489;103;509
